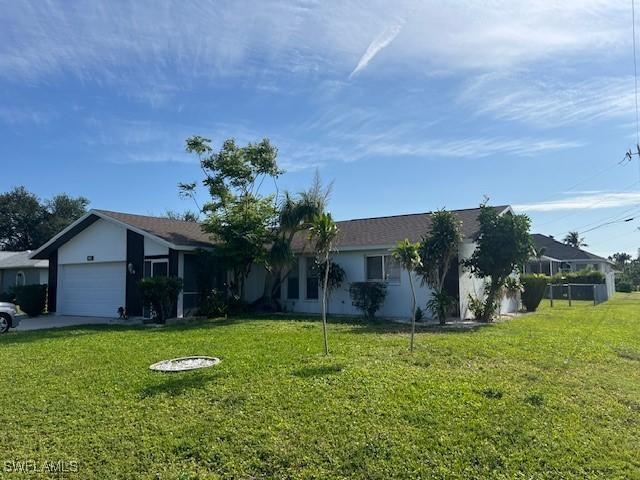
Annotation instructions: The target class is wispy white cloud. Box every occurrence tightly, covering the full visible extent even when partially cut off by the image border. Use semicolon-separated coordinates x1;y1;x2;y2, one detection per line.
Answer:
0;0;628;88
459;74;635;128
357;137;583;159
513;191;640;212
349;21;405;79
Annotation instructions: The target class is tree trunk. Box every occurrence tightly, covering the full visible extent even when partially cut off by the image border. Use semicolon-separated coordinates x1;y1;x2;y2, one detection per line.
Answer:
322;253;330;355
408;273;416;352
482;281;502;322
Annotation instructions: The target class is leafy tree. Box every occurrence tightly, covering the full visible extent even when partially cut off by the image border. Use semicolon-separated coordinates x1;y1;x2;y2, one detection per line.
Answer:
0;187;89;251
309;213;339;355
563;231;587;248
417;209;462;325
615;254;640;290
392;239;422;352
462;205;532;322
43;193;90;239
182;136;281;299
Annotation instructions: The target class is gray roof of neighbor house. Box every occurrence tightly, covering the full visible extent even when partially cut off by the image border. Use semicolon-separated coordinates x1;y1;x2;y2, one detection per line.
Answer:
0;251;48;269
531;233;609;262
94;210;214;248
292;205;511;250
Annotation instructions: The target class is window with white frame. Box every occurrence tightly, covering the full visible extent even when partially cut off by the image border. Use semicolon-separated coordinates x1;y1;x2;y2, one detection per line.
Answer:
15;271;25;287
366;255;400;283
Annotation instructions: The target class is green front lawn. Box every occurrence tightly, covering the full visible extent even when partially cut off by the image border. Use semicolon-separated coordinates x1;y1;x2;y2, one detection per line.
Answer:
1;295;639;479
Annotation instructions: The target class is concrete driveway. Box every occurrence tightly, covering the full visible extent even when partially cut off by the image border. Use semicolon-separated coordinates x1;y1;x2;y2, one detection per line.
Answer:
14;315;142;332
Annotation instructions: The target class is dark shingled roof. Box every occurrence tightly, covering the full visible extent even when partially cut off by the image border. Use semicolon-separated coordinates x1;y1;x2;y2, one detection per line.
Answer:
531;233;609;262
35;206;512;259
95;210;215;248
292;205;511;250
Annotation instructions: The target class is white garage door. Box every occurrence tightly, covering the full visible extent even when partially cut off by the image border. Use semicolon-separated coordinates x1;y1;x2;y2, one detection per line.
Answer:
58;262;126;317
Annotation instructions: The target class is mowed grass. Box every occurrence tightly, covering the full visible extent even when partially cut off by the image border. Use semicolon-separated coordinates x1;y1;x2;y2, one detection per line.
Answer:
1;296;639;479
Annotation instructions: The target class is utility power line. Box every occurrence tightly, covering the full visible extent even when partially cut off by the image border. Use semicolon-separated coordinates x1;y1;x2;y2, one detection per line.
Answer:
535;180;640;228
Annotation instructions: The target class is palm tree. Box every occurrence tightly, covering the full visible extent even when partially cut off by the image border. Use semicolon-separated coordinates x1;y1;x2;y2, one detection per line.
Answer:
309;213;339;355
392;239;422;352
532;246;546;273
563;231;587;248
261;177;330;307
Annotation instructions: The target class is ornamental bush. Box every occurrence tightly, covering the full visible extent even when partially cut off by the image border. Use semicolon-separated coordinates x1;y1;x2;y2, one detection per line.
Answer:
349;282;387;319
521;274;549;312
12;284;47;317
138;276;183;323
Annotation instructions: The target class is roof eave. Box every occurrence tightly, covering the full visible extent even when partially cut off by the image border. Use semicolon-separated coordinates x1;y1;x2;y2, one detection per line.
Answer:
30;209;190;259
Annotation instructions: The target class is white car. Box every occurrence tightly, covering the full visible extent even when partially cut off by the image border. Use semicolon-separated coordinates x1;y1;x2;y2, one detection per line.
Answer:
0;303;19;334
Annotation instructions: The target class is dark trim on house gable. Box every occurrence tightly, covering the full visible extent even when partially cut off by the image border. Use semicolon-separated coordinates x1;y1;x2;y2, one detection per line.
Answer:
125;230;145;317
47;250;58;313
169;248;179;317
32;214;100;260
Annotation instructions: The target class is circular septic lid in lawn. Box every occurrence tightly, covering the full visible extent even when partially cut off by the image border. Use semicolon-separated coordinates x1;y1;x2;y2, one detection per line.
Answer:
149;356;220;372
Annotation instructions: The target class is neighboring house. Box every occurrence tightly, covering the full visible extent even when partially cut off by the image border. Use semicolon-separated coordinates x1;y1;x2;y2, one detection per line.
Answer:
526;233;616;297
30;206;518;320
0;251;48;293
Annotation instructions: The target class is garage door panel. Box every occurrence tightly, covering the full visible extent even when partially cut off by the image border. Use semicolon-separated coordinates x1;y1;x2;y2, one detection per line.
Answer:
58;262;126;317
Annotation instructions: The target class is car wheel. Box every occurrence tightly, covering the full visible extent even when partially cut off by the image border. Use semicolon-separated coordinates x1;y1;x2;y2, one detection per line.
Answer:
0;314;10;334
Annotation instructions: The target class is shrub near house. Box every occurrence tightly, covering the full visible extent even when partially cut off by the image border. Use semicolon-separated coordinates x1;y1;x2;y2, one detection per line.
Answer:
349;282;387;319
138;277;183;323
12;284;47;317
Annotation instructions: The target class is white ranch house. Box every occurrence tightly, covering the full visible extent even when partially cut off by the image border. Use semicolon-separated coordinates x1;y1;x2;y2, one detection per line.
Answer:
30;206;518;320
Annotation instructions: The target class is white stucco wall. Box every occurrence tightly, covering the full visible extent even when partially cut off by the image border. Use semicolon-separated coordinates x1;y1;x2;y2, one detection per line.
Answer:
58;219;126;265
245;250;433;319
244;265;267;303
144;236;169;256
243;242;519;320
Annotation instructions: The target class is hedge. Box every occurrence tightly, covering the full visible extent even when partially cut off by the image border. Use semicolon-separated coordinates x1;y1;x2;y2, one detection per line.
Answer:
616;280;633;293
12;284;47;317
551;269;604;285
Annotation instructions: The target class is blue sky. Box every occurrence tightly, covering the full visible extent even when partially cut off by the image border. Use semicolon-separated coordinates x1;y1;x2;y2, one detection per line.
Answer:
1;0;640;256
